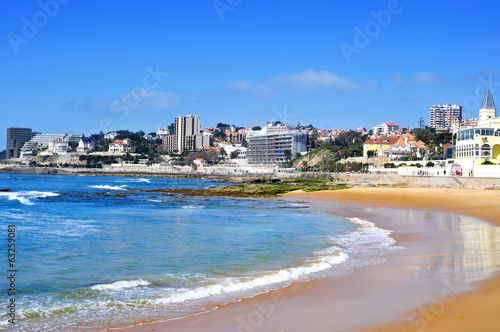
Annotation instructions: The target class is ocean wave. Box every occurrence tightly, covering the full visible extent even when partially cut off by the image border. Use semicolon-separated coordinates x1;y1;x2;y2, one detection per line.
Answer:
154;251;348;305
90;279;151;291
182;204;205;209
148;199;162;203
340;217;399;248
88;185;127;190
0;191;59;205
117;178;151;183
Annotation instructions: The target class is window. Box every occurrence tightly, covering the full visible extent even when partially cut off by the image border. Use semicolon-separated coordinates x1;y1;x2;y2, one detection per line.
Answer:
481;144;491;157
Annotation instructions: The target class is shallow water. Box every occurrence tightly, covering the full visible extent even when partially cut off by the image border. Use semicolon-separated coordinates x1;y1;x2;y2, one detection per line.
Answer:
0;174;402;331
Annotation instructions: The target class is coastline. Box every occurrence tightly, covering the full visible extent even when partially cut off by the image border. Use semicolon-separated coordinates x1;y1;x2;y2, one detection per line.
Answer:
111;186;500;332
290;187;500;332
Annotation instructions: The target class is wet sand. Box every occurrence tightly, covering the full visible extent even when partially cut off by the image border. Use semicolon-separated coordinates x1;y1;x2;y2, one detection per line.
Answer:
114;187;500;332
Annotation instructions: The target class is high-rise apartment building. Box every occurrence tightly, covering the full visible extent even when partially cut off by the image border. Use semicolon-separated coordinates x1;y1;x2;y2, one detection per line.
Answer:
6;127;32;159
430;104;462;131
174;115;209;151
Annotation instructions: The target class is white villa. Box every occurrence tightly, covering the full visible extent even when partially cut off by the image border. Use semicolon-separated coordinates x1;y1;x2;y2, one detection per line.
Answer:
109;138;135;153
47;137;69;154
77;136;94;154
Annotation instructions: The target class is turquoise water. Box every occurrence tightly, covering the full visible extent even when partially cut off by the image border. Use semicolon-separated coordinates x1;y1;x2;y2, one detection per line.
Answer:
0;174;400;331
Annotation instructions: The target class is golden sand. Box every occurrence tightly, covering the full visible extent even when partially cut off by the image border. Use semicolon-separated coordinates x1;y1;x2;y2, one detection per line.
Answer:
115;187;500;332
286;187;500;332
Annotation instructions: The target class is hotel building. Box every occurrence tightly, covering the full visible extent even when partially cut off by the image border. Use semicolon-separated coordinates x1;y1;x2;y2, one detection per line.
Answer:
247;122;307;165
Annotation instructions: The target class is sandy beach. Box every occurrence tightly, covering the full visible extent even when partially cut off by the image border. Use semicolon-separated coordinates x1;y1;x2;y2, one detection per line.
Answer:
114;187;500;332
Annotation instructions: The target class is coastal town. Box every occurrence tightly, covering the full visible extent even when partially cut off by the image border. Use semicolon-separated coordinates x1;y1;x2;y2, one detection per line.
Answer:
3;87;500;178
3;2;500;331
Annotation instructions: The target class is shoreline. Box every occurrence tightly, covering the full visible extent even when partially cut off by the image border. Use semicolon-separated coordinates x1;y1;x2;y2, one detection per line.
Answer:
111;187;500;332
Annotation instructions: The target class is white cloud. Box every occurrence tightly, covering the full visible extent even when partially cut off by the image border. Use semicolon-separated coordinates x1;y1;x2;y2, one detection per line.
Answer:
388;72;405;86
139;90;180;110
271;69;360;90
412;72;446;85
226;80;276;98
226;69;362;98
109;89;181;112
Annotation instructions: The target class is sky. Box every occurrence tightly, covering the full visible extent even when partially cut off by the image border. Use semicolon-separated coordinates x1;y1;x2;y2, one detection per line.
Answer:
1;0;500;150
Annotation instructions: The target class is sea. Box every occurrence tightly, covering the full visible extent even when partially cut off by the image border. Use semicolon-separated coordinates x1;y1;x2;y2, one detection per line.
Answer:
0;173;402;331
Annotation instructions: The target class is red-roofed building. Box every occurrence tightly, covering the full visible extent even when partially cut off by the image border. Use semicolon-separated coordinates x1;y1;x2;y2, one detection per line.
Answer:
109;139;135;153
363;136;399;157
372;123;399;136
193;158;207;166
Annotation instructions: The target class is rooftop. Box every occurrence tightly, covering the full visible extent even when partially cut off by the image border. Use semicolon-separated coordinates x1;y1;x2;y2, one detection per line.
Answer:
481;86;496;109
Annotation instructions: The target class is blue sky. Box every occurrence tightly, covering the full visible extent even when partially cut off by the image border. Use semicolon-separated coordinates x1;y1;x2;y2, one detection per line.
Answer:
1;0;500;150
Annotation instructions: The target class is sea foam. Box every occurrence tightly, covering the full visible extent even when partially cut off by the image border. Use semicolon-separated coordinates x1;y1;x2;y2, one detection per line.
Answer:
0;191;59;205
90;279;151;291
88;185;127;190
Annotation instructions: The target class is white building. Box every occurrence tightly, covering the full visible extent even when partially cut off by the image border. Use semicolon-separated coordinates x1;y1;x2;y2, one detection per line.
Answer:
156;127;170;138
104;132;118;140
219;143;248;165
47;137;69;154
372;123;399;135
174;115;210;151
451;117;478;133
21;134;65;153
454;86;500;173
77;136;95;154
247;122;307;165
430;104;462;131
109;138;135;153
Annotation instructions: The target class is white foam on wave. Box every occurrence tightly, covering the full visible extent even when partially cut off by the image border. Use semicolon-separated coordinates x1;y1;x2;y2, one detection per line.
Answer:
153;251;348;305
90;279;151;291
148;199;162;203
341;217;399;248
0;191;59;205
117;178;151;183
89;185;127;190
182;204;204;209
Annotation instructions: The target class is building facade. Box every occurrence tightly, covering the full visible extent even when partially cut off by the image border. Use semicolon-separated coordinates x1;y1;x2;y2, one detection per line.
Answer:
48;137;69;154
77;136;95;154
6;127;32;159
162;135;177;153
454;87;500;170
174;115;210;151
109;139;135;153
372;123;399;135
430;104;462;131
247;123;307;165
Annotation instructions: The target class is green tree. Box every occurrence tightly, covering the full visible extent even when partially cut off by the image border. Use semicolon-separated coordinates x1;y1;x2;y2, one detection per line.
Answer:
230;151;238;159
309;129;318;150
216;123;231;131
219;147;227;160
213;131;226;140
284;149;292;161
